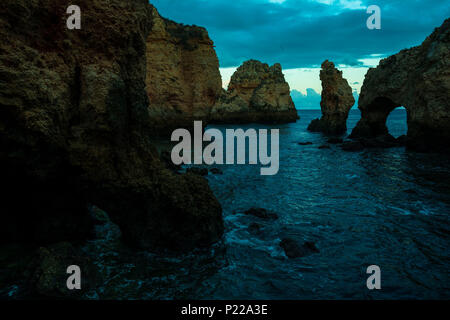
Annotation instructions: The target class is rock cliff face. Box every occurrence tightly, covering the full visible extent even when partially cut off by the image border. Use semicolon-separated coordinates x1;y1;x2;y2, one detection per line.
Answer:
145;7;222;134
211;60;299;123
307;60;355;135
350;19;450;152
0;0;223;250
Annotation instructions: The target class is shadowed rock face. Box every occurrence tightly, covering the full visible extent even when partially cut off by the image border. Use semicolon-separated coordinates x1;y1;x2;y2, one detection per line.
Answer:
350;19;450;153
210;60;299;124
0;0;223;251
145;7;222;134
307;60;355;135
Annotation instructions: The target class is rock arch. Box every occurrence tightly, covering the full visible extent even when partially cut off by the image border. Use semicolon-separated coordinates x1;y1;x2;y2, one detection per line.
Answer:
350;18;450;152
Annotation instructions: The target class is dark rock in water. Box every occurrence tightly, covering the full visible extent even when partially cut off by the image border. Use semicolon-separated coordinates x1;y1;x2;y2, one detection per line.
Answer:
307;60;355;135
341;141;365;152
244;208;279;220
27;242;100;298
210;60;299;124
210;168;223;175
350;19;450;153
318;145;331;149
360;134;398;148
187;167;209;176
298;142;313;146
396;135;408;146
327;138;344;144
248;222;263;234
89;206;110;225
0;0;223;251
280;238;320;259
160;151;182;173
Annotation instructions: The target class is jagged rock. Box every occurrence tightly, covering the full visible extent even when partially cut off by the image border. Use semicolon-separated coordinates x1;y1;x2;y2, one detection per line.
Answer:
280;238;319;259
146;7;222;134
160;150;182;173
350;19;450;153
0;0;223;251
27;242;100;298
307;60;355;135
210;60;299;123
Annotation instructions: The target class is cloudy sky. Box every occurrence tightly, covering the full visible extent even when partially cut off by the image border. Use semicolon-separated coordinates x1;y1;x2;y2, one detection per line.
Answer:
151;0;449;100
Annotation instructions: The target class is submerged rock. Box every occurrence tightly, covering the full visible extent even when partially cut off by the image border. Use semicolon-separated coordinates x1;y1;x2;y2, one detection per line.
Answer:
280;238;319;259
209;168;223;175
187;167;209;176
341;141;365;152
327;138;344;144
211;60;299;124
0;0;223;251
318;145;331;149
298;142;313;146
350;19;450;153
243;208;279;220
308;61;355;135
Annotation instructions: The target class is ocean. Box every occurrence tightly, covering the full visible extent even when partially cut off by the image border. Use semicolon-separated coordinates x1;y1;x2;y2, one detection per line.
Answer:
5;109;448;300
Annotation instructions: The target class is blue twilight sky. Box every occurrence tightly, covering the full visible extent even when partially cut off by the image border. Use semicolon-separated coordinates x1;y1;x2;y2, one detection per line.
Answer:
151;0;449;107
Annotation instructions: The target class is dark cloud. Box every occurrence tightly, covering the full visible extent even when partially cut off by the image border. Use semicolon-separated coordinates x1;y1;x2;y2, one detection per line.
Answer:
151;0;450;68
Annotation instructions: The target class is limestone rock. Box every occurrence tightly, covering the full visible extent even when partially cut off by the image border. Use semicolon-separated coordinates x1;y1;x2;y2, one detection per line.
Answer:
350;19;450;153
145;7;222;134
211;60;299;123
307;60;355;135
0;0;223;251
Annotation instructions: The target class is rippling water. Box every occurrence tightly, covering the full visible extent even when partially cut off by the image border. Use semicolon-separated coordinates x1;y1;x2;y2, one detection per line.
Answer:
2;109;449;300
196;109;450;299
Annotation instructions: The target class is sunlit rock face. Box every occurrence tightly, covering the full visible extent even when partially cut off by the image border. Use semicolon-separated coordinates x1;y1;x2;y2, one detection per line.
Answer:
307;60;355;135
211;60;299;124
0;0;223;250
350;18;450;153
145;6;223;134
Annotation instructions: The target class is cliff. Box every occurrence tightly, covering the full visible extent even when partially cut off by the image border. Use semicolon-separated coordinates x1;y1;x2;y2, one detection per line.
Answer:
307;60;355;135
0;0;223;250
210;60;299;123
145;7;222;133
350;18;450;152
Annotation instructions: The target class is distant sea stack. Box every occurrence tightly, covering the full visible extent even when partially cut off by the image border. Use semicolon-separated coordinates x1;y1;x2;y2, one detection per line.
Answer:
0;0;223;251
210;60;299;124
146;6;222;134
350;18;450;152
307;60;355;135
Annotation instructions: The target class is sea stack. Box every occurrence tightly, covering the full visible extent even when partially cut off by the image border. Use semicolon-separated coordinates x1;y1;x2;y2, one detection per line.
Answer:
145;6;223;134
210;60;299;123
350;18;450;153
307;60;355;135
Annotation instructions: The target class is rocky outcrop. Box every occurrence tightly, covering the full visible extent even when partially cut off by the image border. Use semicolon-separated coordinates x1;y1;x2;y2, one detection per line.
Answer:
210;60;299;123
0;0;223;251
307;60;355;135
350;19;450;152
145;7;222;134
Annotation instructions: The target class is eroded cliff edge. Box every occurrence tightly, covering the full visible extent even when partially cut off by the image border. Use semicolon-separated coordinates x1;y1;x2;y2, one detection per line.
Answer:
210;60;299;124
146;7;222;134
0;0;223;251
307;60;355;135
350;18;450;152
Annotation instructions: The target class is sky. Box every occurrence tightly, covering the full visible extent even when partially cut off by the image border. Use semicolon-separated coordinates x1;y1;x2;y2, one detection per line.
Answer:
151;0;449;107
